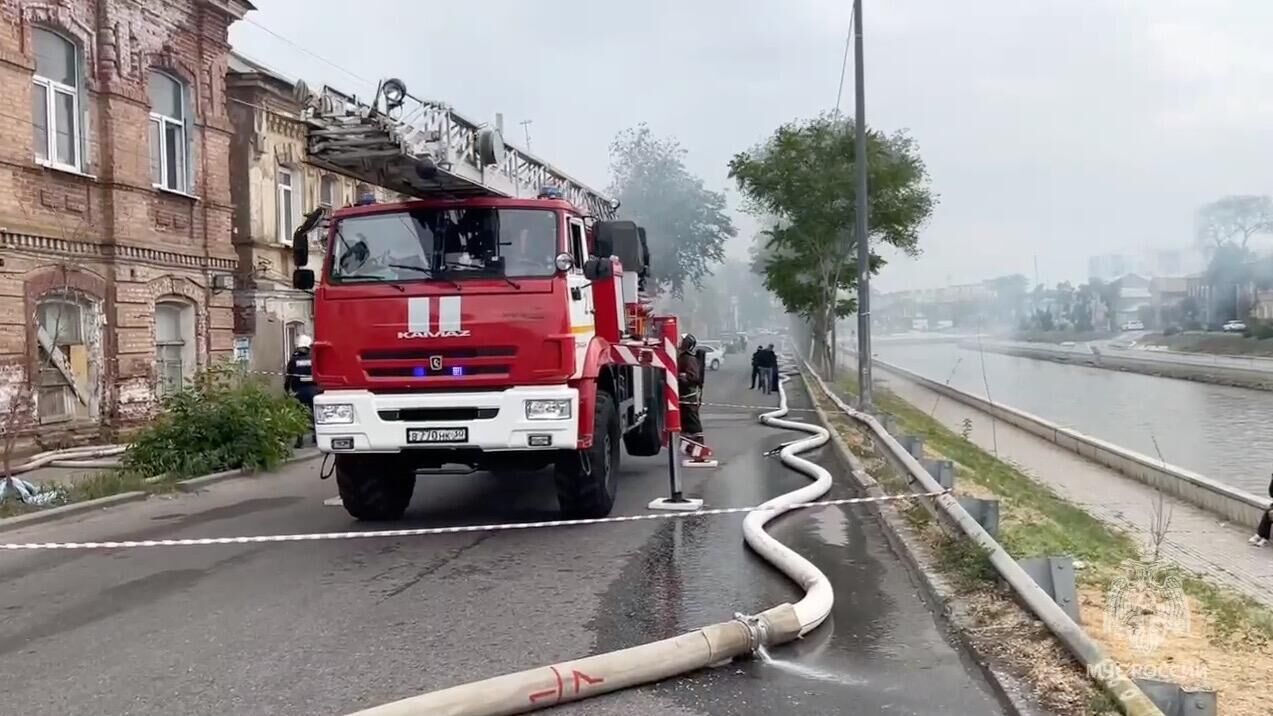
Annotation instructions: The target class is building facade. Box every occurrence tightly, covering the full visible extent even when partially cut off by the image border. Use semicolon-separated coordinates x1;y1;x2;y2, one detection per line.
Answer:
0;0;252;446
226;53;389;385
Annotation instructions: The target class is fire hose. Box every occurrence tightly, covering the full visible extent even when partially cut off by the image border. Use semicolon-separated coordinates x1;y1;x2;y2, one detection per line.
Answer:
347;358;833;715
6;445;128;475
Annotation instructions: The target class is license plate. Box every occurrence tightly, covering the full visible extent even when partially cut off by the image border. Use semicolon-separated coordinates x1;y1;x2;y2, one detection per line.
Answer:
406;427;468;444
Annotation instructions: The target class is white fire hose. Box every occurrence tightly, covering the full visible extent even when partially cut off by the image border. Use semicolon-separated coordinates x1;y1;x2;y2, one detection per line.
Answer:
6;445;128;475
348;358;834;715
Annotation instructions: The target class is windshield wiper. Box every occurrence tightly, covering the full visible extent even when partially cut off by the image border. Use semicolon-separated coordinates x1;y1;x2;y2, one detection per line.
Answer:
340;274;404;292
388;263;462;291
439;259;520;290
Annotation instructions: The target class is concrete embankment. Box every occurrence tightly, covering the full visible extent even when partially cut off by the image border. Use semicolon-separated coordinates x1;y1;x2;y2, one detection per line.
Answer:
959;340;1273;392
873;357;1269;528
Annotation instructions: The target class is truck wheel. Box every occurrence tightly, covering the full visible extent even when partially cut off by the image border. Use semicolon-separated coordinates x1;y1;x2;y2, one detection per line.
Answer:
555;391;618;518
335;455;416;521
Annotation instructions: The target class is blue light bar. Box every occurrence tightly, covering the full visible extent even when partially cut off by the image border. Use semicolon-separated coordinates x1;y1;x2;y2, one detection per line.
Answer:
412;366;426;377
451;366;464;377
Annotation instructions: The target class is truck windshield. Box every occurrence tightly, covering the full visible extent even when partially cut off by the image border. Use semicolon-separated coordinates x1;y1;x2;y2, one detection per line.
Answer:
328;208;559;283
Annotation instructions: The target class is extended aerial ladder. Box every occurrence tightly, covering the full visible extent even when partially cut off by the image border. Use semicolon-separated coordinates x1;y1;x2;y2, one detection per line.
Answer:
293;77;712;512
294;78;617;220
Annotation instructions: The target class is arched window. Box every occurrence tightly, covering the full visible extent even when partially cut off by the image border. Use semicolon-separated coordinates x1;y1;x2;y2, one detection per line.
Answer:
31;28;80;169
35;295;90;422
149;71;188;192
155;299;195;396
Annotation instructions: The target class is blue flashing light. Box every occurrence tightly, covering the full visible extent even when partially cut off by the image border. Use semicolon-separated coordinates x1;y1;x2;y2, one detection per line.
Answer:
537;186;564;200
412;366;426;377
451;366;464;377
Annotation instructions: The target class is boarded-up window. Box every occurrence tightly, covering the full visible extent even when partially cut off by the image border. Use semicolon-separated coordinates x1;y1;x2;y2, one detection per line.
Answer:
36;297;89;423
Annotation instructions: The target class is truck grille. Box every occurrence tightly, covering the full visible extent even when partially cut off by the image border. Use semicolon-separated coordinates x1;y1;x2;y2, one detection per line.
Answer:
378;407;499;422
359;345;517;381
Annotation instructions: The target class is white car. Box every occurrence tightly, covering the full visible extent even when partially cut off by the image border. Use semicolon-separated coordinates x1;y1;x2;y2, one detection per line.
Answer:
1120;320;1144;331
700;343;724;371
1222;320;1247;333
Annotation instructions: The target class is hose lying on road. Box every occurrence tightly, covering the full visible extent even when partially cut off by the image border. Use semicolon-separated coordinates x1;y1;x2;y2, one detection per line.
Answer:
346;355;835;716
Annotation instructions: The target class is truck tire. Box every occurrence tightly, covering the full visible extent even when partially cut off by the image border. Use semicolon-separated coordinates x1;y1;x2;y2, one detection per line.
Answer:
335;455;416;521
555;391;618;518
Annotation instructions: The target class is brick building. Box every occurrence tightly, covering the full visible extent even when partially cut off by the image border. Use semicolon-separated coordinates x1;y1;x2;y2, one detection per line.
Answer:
0;0;252;446
226;52;390;382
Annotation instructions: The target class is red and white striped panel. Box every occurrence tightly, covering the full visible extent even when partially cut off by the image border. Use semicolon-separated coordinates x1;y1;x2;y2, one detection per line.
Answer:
610;339;680;422
680;435;714;460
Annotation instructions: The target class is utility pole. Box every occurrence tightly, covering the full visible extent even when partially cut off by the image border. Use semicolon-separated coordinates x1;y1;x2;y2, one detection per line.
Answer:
520;119;534;152
853;0;872;411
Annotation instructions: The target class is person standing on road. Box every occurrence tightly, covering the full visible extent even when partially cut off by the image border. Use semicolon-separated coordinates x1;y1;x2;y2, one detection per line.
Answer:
768;344;781;392
758;344;775;394
285;335;318;448
750;347;763;390
677;334;705;445
1249;472;1273;548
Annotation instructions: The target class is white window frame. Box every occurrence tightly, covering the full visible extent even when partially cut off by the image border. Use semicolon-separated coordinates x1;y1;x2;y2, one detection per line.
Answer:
278;167;296;245
319;174;336;210
154;300;191;398
31;28;80;172
149;70;188;193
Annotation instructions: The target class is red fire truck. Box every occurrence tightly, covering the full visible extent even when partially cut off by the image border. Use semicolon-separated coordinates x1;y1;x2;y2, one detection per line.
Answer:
290;79;674;521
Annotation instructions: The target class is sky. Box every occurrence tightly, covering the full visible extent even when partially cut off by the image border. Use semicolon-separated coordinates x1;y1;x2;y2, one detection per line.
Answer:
231;0;1273;293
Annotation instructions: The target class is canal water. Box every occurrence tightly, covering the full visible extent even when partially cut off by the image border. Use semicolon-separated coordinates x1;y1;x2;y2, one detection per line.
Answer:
872;342;1272;495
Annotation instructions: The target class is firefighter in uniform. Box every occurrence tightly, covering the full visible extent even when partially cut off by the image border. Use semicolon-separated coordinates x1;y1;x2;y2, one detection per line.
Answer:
285;335;318;448
677;333;705;449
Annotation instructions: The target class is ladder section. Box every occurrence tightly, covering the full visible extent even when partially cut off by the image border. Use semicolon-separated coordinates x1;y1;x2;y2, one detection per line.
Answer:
297;79;616;219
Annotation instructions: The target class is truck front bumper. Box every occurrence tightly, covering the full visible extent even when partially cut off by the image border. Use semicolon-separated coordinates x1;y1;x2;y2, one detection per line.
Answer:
312;387;579;453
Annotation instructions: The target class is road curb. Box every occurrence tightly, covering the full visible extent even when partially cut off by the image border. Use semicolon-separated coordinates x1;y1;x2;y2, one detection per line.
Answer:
796;367;1047;716
0;449;324;533
0;491;149;534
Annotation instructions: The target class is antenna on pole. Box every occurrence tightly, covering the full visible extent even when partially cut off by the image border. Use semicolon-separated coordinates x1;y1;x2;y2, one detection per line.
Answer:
520;119;533;152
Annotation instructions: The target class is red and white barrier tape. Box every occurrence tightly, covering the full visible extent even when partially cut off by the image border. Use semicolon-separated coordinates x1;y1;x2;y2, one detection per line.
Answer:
0;490;948;551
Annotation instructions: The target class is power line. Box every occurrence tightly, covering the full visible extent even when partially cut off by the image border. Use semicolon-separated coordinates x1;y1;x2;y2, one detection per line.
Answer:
240;16;376;92
834;7;855;112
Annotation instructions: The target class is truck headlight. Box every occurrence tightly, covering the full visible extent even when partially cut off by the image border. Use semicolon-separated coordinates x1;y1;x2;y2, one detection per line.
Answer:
315;403;356;424
525;399;571;420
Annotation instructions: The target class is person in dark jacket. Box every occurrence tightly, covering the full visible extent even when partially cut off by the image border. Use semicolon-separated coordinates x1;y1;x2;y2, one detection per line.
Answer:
285;335;318;448
768;344;780;392
1249;472;1273;547
757;345;775;394
750;348;763;389
677;334;704;441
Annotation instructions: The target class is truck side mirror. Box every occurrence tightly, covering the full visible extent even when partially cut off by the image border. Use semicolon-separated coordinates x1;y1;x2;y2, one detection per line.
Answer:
292;209;326;267
293;268;315;291
582;257;613;281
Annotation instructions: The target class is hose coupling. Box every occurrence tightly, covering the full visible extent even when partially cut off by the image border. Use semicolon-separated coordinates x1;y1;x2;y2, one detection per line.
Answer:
733;612;770;654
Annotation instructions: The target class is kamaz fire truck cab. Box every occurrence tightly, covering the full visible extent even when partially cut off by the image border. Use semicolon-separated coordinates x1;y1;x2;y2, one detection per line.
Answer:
290;79;667;521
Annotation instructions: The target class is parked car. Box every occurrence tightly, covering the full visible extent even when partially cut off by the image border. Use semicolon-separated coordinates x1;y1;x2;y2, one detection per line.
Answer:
1120;320;1144;331
700;343;725;371
1222;320;1247;333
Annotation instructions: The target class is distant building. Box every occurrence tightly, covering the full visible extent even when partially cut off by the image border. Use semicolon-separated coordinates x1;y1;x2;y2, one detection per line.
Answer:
1089;254;1135;282
1110;273;1151;326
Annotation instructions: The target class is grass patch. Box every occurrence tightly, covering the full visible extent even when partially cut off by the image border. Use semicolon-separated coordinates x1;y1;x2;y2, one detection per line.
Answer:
934;533;996;589
831;371;1273;647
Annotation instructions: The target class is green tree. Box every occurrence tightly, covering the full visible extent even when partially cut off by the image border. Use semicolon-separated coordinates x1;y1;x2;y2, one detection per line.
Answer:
729;113;935;371
609;125;737;296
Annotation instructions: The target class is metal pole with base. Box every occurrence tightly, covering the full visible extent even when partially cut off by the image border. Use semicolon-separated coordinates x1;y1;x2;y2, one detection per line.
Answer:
648;315;703;512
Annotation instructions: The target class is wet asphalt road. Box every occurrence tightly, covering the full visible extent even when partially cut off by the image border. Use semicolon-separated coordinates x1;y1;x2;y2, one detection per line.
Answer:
0;354;1005;715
